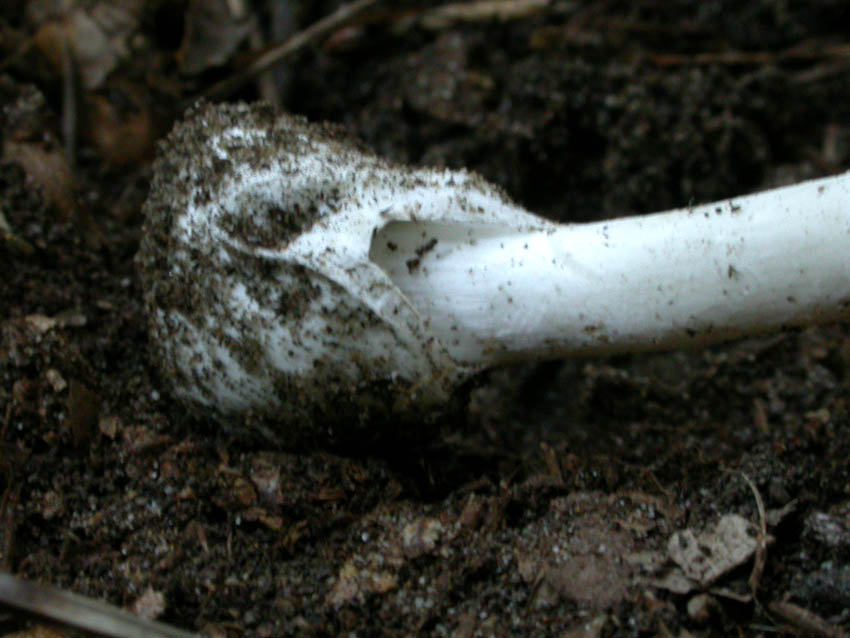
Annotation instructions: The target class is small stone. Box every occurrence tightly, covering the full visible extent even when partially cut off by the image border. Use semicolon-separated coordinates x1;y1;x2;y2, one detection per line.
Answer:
45;368;67;392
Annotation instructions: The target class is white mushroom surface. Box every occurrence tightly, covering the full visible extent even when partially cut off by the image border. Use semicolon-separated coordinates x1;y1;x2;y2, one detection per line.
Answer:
139;102;850;443
138;102;543;441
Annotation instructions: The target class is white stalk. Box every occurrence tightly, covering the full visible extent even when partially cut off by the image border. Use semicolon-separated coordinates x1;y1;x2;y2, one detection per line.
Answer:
372;175;850;366
139;103;850;438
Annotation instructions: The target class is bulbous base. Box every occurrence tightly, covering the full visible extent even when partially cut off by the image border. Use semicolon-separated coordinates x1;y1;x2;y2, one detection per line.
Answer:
138;102;476;442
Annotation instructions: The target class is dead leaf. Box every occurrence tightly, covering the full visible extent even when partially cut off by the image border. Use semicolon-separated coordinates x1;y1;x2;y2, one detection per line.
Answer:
33;12;113;89
83;82;157;166
766;499;799;528
325;558;397;608
668;514;757;586
31;3;142;90
177;0;255;74
654;514;765;595
2;141;75;219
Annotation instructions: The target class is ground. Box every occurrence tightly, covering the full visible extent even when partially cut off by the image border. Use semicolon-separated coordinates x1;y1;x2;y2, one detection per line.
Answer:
2;1;850;636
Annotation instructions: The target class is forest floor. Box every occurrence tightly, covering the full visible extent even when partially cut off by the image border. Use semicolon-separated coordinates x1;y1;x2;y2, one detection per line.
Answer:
2;1;850;636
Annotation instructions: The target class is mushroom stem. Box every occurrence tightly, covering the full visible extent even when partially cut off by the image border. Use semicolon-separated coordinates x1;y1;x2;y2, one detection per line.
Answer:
140;104;850;439
371;172;850;366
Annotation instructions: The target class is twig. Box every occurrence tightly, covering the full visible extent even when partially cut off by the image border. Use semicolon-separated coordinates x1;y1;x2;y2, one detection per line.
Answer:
740;472;767;596
248;19;282;108
59;37;78;172
793;60;850;85
769;600;849;638
193;0;379;105
0;572;200;638
419;0;550;30
0;404;17;571
0;483;17;572
650;41;850;67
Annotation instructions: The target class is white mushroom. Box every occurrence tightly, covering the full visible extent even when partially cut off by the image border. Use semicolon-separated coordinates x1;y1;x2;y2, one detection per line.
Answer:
138;102;850;442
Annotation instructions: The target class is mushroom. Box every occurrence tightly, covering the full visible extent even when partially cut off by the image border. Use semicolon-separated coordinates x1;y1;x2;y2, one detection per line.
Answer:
138;102;850;443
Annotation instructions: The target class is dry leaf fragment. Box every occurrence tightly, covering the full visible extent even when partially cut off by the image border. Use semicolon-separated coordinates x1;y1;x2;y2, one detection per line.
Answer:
83;82;157;166
668;514;758;586
31;2;142;90
129;587;166;620
177;0;255;74
325;558;397;608
2;141;75;219
654;514;765;595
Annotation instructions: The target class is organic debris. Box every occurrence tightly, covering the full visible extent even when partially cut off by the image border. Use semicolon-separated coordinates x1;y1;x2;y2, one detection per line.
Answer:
2;0;850;636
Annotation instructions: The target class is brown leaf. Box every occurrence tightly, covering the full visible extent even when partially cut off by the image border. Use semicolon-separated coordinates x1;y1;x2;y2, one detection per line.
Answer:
2;141;75;219
129;587;166;621
83;82;157;166
177;0;255;75
31;4;142;90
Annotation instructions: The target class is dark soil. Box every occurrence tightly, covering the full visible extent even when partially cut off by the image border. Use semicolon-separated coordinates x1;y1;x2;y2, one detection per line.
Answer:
2;1;850;636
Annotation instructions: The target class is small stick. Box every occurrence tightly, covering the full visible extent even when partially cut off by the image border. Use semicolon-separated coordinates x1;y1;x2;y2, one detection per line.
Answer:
59;37;78;172
0;572;199;638
769;600;849;638
650;41;850;67
195;0;378;104
419;0;550;30
740;472;767;596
